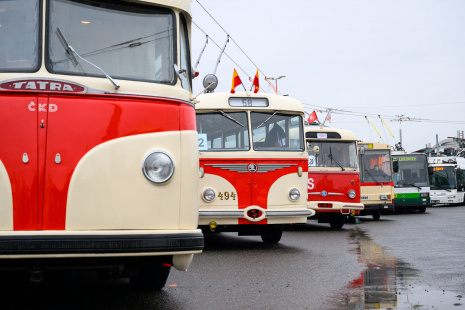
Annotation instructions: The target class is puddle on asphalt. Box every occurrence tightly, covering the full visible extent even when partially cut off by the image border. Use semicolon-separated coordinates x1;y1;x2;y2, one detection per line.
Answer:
329;228;463;310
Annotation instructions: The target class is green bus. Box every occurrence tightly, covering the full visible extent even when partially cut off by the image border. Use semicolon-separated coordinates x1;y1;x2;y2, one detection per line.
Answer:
392;152;431;212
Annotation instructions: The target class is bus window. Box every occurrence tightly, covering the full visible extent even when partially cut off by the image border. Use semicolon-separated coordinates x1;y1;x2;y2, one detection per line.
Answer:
0;0;40;71
47;0;175;83
251;112;304;151
196;112;249;151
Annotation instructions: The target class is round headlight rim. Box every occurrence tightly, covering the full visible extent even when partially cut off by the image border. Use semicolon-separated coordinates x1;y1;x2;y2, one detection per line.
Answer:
142;150;175;184
289;188;301;201
348;189;357;199
203;188;216;202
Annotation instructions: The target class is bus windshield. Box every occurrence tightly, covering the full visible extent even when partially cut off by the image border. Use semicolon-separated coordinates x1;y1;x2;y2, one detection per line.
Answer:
47;0;175;83
393;155;429;188
0;0;40;72
196;112;249;151
359;150;392;182
430;166;456;190
308;141;358;168
251;112;304;152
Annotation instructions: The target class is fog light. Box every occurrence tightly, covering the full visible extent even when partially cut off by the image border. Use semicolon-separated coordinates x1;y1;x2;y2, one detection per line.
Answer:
209;221;217;229
289;188;300;201
203;188;215;202
142;151;175;183
348;190;356;199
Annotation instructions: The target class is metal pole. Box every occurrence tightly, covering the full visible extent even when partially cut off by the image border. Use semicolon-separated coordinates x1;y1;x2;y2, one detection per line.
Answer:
213;35;229;75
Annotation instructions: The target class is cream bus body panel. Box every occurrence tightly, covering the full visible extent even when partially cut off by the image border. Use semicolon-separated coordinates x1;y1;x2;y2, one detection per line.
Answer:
0;161;13;230
360;185;394;205
66;131;199;230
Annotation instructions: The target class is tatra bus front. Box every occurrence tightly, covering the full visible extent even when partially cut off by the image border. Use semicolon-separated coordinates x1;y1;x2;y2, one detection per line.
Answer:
196;93;313;243
0;0;203;289
306;128;364;229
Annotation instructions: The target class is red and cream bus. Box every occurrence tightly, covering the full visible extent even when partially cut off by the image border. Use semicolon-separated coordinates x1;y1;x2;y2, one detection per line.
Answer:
0;0;203;289
196;92;314;243
306;126;364;229
357;142;395;220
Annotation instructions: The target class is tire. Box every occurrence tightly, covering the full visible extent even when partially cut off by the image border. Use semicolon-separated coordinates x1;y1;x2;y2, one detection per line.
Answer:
372;212;381;220
329;215;345;229
128;257;171;291
260;225;284;244
418;206;426;213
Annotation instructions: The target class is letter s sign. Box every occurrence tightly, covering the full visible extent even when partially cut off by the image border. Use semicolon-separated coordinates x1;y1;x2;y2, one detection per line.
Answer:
307;178;314;190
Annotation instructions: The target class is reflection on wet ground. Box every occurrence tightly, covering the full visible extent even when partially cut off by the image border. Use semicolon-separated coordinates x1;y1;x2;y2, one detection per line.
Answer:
330;227;463;310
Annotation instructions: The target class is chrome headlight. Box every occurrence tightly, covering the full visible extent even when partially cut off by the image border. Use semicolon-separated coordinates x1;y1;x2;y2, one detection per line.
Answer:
289;188;300;201
203;188;216;202
348;190;356;199
142;151;175;184
379;194;389;200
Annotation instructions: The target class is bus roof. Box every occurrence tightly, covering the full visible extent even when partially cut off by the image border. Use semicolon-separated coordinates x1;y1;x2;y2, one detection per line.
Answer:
358;142;391;150
196;92;305;113
304;125;357;141
145;0;192;16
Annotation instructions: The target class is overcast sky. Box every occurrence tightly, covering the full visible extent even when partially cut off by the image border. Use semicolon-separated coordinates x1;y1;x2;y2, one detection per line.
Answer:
190;0;465;153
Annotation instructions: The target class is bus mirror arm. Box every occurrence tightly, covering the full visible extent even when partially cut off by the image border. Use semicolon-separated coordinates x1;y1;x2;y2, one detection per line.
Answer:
192;82;215;101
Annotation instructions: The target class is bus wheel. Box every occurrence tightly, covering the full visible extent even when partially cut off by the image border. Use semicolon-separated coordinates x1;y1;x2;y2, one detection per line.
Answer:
418;206;426;213
329;215;345;229
372;212;381;220
128;257;171;290
260;225;284;243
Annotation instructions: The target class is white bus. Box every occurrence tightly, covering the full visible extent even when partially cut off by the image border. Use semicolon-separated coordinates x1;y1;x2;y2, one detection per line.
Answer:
428;156;465;205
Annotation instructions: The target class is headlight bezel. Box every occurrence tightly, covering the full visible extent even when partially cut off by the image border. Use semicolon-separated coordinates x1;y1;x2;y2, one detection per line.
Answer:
202;188;216;202
142;151;175;184
289;188;301;201
348;190;357;199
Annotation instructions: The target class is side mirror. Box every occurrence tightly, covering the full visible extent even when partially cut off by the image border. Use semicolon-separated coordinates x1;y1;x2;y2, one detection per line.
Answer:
359;146;365;155
313;145;320;153
393;161;398;173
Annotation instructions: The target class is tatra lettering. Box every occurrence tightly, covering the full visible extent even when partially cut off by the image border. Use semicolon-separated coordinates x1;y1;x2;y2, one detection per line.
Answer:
13;82;27;89
50;83;61;91
307;178;314;190
37;81;49;90
62;84;73;91
39;104;47;112
26;82;37;90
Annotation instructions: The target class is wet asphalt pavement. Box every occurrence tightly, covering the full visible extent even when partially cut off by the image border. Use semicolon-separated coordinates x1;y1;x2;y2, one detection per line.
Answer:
1;205;464;310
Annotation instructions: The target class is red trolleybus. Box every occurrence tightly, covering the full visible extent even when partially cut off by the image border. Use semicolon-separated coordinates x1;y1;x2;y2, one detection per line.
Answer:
306;126;364;229
196;92;314;243
0;0;203;289
357;142;395;220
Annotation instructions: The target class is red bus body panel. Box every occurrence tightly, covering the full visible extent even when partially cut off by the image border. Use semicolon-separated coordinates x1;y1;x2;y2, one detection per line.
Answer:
0;92;195;231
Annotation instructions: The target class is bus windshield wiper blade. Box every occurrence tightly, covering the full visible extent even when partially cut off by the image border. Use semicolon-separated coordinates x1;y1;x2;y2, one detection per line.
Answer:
218;110;244;127
256;111;278;129
56;27;120;90
328;147;345;171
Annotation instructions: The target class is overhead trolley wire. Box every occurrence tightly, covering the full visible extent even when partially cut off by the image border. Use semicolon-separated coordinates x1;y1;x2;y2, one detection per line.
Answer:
193;0;279;94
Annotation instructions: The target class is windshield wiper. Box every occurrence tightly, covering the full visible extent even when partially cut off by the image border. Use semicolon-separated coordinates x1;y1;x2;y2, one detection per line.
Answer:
404;183;422;190
328;147;345;171
56;27;120;90
256;111;278;129
218;110;244;127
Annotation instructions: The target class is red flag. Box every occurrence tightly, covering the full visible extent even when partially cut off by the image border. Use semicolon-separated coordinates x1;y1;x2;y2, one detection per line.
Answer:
253;69;259;93
325;111;331;123
231;69;242;94
307;111;318;124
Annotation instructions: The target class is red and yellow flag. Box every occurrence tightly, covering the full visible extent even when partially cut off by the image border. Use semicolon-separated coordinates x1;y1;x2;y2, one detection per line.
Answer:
231;69;242;94
253;69;259;93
